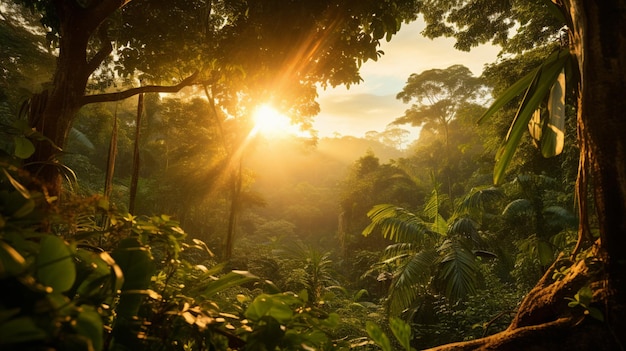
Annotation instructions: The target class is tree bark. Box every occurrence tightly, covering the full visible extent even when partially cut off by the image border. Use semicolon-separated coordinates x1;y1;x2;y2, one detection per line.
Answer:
429;1;626;349
24;1;197;197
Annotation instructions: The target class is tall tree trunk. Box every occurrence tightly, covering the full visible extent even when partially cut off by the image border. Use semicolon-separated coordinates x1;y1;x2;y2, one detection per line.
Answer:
26;3;93;197
224;160;243;261
129;93;144;214
104;109;118;201
430;1;626;350
574;0;626;332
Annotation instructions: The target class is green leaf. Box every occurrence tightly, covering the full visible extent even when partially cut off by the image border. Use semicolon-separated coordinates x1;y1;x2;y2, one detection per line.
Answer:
528;109;543;147
489;50;571;184
502;198;533;218
366;322;392;351
364;204;434;244
245;294;296;324
430;213;448;236
111;238;153;291
0;317;47;345
12;136;35;159
111;238;154;318
75;306;104;351
537;240;554;266
541;68;566;157
387;249;437;316
201;270;258;298
575;285;593;306
437;240;478;300
389;317;413;351
587;307;604;322
11;198;35;218
36;235;76;293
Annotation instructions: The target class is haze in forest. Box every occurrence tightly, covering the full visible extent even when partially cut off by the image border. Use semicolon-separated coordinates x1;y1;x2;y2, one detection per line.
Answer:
3;1;625;350
315;19;500;143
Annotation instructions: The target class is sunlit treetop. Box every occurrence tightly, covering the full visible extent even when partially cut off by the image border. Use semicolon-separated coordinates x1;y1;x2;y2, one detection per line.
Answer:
419;0;565;53
13;0;420;123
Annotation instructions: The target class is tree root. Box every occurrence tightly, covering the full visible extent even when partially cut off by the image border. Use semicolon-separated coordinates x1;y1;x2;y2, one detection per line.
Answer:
426;245;625;351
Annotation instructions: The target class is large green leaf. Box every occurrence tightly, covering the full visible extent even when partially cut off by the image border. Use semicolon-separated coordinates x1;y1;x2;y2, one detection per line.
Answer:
199;270;258;298
430;213;448;236
363;204;435;244
245;293;299;324
389;317;414;351
36;235;76;293
457;186;504;220
479;50;571;184
12;136;35;159
366;322;392;351
541;68;566;157
388;249;438;316
502;198;533;219
74;305;103;351
111;238;154;318
436;240;478;301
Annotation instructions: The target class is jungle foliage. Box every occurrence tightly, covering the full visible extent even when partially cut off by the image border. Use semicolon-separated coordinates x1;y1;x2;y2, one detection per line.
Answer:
2;0;624;350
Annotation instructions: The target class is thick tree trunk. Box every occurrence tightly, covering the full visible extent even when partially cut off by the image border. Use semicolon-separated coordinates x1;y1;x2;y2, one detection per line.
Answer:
26;3;94;197
428;1;626;350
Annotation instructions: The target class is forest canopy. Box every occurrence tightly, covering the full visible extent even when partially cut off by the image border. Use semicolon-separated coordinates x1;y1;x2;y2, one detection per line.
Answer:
1;0;625;350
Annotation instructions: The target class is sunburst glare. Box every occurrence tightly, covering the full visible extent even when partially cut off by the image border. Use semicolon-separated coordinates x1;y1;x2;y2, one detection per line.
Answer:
252;104;307;137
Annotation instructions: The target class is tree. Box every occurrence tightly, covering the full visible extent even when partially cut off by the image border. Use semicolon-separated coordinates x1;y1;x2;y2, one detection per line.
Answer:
14;0;420;196
394;64;486;149
417;1;626;350
362;181;494;317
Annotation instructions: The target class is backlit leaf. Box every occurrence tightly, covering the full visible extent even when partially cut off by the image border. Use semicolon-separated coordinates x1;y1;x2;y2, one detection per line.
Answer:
366;322;392;351
541;68;566;157
489;50;571;184
12;136;35;159
75;306;104;351
36;235;76;293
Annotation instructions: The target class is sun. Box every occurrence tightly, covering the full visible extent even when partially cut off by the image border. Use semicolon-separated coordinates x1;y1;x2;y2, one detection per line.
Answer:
252;104;297;136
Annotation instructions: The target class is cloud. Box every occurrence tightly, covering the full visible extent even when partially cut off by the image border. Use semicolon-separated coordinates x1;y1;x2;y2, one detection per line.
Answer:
313;19;501;140
316;91;409;137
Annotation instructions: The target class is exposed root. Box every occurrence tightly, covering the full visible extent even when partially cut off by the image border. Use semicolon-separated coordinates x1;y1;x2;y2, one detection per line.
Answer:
425;245;624;351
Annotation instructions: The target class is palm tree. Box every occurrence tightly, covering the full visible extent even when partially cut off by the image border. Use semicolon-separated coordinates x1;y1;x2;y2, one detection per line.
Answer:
500;174;577;269
363;183;499;316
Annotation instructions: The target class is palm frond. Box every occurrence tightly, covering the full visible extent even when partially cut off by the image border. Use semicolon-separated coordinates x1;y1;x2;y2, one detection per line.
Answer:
430;213;448;236
423;187;449;221
70;128;95;150
381;242;419;261
502;198;533;219
448;217;484;248
388;249;438;316
456;186;504;221
436;240;479;301
364;204;437;244
543;205;576;228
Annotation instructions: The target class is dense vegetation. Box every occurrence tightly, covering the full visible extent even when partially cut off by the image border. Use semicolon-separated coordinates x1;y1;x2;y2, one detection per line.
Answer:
1;0;625;350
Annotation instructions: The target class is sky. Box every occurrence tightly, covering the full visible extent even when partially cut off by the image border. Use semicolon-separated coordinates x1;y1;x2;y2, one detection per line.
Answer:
313;19;502;143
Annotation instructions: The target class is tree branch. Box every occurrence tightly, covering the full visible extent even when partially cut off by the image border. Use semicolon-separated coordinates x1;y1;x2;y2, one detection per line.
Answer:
86;24;114;75
89;0;133;28
80;72;199;106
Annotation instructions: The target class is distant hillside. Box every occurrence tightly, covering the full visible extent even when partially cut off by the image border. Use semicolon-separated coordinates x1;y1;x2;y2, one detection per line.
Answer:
246;135;405;190
243;135;405;240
